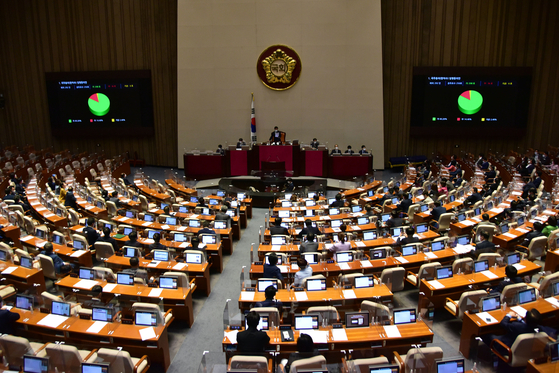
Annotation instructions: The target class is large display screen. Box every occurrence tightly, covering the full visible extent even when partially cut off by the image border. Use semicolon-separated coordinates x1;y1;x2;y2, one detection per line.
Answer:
410;67;532;137
46;70;154;137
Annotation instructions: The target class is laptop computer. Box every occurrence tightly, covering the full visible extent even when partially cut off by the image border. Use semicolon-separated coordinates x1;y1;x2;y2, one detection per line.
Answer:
281;201;292;208
135;310;158;326
306;278;326;291
473;260;489;273
481;295;501;312
257;279;278;292
354;276;374;288
329;208;340;216
152;250;170;261
435;358;465;373
390;227;402;237
345;311;370;328
331;219;343;228
436;266;453;280
393;308;417;325
159;276;178;289
178;206;188;213
52;301;71;317
457;213;466;222
186;252;203;264
294;315;319;330
265;255;282;265
381;213;390;223
15;294;34;311
79;268;95;280
81;362;110;373
420;204;429;212
500;223;509;234
144;214;155;222
517;288;536;305
117;272;135;285
22;355;49;373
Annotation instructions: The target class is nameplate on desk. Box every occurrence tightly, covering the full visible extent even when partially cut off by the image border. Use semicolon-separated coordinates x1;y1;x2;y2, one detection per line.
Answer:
240;291;255;301
395;256;408;264
295;292;308;301
427;280;445;289
383;325;401;338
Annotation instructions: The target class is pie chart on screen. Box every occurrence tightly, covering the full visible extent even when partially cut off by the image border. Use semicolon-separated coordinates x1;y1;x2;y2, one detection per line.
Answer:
458;90;483;115
88;93;110;116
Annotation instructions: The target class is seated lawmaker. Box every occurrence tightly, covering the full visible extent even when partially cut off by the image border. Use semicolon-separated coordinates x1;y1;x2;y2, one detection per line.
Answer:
149;233;166;251
310;138;319;149
385;210;405;228
0;295;20;335
299;219;320;238
488;265;523;294
284;334;320;373
359;145;368;155
237;311;270;353
329;193;345;208
100;227;118;251
345;145;354;154
330;144;342;154
124;231;143;248
300;233;319;253
465;188;482;207
269;126;283;144
293;258;312;287
122;257;148;283
255;285;283;312
469;231;496;259
41;243;71;274
270;218;289;236
198;221;215;235
397;227;420;245
263;253;283;281
84;217;100;247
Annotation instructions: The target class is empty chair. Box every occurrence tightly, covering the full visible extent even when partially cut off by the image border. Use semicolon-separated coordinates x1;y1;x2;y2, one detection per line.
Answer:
52;231;66;245
445;290;487;320
131;302;173;325
67;209;81;226
230;355;269;373
452;257;474;274
94;242;115;261
0;336;47;367
65;164;73;175
106;200;118;217
429;213;454;232
97;348;150;373
72;160;81;170
93;266;116;281
58;168;66;179
478;253;501;267
306;306;339;324
360;300;390;325
529;271;559;298
250;306;281;327
23;216;36;236
71;234;89;250
289;355;327;373
139;195;156;212
517;236;547;261
406;262;441;287
490;332;549;368
501;283;528;305
37;254;62;283
97;163;105;173
301;274;326;288
45;343;97;372
375;267;406;292
394;346;444;373
27;167;35;178
348;357;390;373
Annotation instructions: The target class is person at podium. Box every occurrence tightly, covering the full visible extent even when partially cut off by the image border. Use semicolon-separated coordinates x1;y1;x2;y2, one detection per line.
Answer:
236;138;246;148
359;145;369;155
330;144;342;155
310;138;319;149
269;126;283;144
345;145;354;154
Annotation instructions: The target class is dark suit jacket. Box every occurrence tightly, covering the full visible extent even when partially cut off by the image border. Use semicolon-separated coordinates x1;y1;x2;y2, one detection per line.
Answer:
398;236;420;245
345;150;354;154
386;217;405;228
525;230;544;245
285;351;320;373
64;191;78;209
359;150;369;155
270;226;289;236
490;276;524;295
299;226;320;238
431;206;447;222
485;170;496;180
329;200;345;208
0;309;20;334
300;241;319;253
215;212;231;221
263;264;283;280
237;328;270;353
269;130;282;142
83;226;100;246
100;235;118;251
469;240;496;259
497;316;535;347
149;242;167;251
399;198;413;214
310;141;319;149
330;149;342;154
124;240;143;248
466;193;482;205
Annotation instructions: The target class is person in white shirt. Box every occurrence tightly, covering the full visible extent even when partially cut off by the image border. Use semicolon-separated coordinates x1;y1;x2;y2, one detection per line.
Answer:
293;257;313;287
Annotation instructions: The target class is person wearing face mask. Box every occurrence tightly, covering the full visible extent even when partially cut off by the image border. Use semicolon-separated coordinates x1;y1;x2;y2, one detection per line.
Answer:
331;144;341;154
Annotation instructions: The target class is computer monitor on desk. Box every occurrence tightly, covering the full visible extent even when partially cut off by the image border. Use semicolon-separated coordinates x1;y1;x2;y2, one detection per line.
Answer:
117;272;135;285
52;301;71;317
393;308;416;325
345;311;369;328
135;310;158;326
481;295;501;312
79;268;95;280
15;294;34;310
306;278;326;291
294;315;319;330
435;358;465;373
507;252;521;265
303;253;319;264
81;362;110;373
369;365;399;373
152;250;170;261
363;230;377;240
23;355;49;373
257;279;278;292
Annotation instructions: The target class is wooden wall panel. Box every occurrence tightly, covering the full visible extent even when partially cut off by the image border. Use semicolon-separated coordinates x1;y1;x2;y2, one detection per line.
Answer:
0;0;177;167
382;0;559;165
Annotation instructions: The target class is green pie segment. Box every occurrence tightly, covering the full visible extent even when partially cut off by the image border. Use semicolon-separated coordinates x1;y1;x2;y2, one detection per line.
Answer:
88;93;110;116
458;90;483;115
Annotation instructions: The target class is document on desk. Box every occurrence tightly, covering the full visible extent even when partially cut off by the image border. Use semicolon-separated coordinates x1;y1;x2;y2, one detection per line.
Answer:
383;325;401;338
179;242;189;248
454;245;474;254
74;279;99;289
503;232;518;239
351;226;362;230
355;241;366;247
37;241;47;248
147;261;160;267
544;210;555;215
38;314;68;328
139;327;156;341
516;228;530;234
324;244;333;250
360;260;372;268
332;228;341;233
1;267;18;275
70;250;86;257
278;265;288;273
149;288;163;297
545;297;559;307
240;291;255;301
510;306;527;318
480;270;499;280
143;239;154;244
331;328;348;341
19;235;33;242
291;264;299;271
342;289;356;299
103;284;117;292
224;330;238;344
304;330;328;343
149;208;159;213
142;222;151;227
190;214;199;219
338;263;350;270
489;208;504;214
295;292;308;301
173;263;187;270
395;256;409;264
87;321;107;333
427;280;445;289
161;225;171;230
476;312;499;324
512;263;526;270
85;206;95;210
271;245;281;251
424;252;438;259
461;220;476;226
177;226;187;231
44;213;55;218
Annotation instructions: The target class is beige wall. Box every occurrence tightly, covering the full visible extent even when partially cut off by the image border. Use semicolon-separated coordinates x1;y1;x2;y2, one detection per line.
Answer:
177;0;384;169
